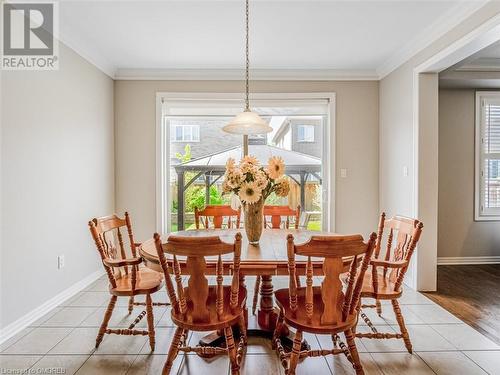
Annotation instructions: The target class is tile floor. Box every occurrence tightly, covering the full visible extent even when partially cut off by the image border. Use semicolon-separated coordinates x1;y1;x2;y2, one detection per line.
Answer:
1;275;499;374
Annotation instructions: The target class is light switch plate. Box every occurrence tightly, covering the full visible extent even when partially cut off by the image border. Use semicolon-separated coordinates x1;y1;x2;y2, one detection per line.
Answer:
403;166;408;177
340;168;347;178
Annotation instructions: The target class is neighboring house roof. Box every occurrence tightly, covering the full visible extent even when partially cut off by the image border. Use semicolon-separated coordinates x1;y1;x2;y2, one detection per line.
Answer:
174;144;321;174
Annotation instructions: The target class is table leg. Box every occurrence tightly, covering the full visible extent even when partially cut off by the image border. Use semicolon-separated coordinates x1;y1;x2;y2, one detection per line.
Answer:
199;274;309;354
257;275;278;330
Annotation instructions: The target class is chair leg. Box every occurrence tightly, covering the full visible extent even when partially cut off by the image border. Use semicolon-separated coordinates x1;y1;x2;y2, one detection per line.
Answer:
376;299;382;316
345;329;364;375
236;313;247;365
96;295;117;348
272;309;284;349
128;296;134;314
391;299;412;353
225;326;240;375
146;294;155;351
163;327;183;375
288;330;303;375
252;276;261;315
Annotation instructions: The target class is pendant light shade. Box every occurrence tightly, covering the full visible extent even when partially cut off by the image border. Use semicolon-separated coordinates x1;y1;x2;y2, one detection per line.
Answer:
223;110;272;135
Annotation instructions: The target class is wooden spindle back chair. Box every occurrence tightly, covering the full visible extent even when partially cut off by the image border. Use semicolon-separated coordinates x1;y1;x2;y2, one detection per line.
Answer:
263;205;301;229
150;232;247;375
88;212;164;350
356;212;423;353
194;205;241;229
274;233;377;375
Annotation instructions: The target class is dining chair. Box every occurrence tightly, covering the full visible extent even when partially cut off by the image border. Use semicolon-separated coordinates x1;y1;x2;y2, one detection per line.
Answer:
88;212;166;350
150;232;247;375
252;205;301;315
263;205;300;229
273;233;377;375
355;213;423;353
194;205;241;229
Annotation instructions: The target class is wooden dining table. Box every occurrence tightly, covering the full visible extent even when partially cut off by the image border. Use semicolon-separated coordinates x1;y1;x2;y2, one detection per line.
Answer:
139;228;349;349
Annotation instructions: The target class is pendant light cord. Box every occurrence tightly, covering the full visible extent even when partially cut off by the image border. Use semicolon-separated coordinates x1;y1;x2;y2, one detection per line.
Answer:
245;0;250;112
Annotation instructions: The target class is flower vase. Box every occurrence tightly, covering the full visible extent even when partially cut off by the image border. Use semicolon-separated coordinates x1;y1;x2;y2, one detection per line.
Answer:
243;198;264;244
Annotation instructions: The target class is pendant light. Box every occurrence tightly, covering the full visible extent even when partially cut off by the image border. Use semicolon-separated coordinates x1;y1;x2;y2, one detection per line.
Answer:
222;0;272;155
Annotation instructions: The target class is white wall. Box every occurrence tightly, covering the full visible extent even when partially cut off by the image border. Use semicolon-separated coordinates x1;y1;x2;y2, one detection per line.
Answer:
438;88;500;259
114;80;379;241
379;2;500;290
1;43;114;329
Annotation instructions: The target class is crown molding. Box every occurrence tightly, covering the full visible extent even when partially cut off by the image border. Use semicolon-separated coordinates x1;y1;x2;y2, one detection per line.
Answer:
58;35;116;78
114;68;379;81
377;0;490;79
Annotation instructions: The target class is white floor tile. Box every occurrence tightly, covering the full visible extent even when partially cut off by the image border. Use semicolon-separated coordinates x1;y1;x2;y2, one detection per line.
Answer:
370;352;434;374
0;355;42;372
76;354;136;375
329;353;382;375
30;355;90;375
406;304;463;324
0;328;34;351
42;307;97;327
431;324;500;351
2;327;72;355
464;351;500;375
393;324;455;352
418;351;487;375
48;327;99;355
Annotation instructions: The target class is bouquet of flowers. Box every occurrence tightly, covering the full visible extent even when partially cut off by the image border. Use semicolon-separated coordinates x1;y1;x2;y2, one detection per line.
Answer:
222;155;290;204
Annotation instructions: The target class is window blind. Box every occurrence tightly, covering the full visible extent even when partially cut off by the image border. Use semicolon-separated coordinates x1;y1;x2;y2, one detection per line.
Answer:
479;96;500;216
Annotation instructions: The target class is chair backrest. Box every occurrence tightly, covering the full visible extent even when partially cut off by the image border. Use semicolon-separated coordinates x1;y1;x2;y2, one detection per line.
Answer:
374;212;424;290
88;212;137;288
194;205;241;229
152;232;242;323
264;205;300;229
287;233;377;325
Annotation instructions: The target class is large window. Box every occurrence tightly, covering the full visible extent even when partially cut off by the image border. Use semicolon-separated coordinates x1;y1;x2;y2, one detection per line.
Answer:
475;92;500;220
160;97;332;233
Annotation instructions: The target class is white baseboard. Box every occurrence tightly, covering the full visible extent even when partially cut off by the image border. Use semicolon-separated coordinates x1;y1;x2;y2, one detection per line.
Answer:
437;256;500;265
0;269;104;344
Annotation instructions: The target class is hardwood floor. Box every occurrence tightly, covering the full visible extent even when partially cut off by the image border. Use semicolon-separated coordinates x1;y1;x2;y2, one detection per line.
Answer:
423;264;500;345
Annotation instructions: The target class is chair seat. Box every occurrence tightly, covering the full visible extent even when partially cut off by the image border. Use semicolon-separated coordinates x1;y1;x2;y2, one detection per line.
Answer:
110;269;164;296
275;287;358;334
172;286;247;331
360;269;402;299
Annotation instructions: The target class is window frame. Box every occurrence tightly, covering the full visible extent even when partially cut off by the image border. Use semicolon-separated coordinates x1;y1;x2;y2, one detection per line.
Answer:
296;124;315;143
156;92;336;236
475;91;500;221
171;123;200;142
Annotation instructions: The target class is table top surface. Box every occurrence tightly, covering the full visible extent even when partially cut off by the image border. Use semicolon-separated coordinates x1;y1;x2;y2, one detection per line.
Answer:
139;228;337;265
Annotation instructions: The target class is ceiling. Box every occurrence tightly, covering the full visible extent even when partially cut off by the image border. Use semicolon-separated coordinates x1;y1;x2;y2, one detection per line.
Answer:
58;0;486;79
440;40;500;88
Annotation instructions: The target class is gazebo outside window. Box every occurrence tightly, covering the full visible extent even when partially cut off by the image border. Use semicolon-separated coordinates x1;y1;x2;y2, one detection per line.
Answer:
173;143;322;230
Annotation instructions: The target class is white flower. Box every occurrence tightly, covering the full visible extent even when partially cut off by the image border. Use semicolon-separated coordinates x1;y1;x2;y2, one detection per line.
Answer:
241;161;258;175
222;179;232;193
238;181;262;204
274;178;290;197
241;155;259;165
226;168;243;188
255;170;269;190
266;156;285;180
226;157;236;171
